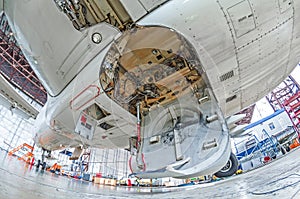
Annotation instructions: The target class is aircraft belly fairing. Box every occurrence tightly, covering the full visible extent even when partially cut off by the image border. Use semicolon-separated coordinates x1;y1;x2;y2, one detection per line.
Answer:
33;46;137;150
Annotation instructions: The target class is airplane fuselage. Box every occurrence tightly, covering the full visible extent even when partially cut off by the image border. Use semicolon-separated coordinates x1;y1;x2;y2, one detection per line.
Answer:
3;0;300;178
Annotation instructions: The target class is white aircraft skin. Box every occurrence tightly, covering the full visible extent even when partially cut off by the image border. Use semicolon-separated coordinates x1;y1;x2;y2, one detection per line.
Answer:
2;0;300;178
0;74;39;119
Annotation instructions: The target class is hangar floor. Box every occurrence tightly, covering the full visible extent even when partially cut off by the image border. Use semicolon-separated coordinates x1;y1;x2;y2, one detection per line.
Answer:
0;148;300;199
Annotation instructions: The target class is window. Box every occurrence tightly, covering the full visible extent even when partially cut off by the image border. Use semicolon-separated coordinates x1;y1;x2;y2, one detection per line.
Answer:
269;122;275;130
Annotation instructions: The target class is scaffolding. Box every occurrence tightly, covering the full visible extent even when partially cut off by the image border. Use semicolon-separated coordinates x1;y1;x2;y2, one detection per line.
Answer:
266;74;300;135
234;129;279;170
283;92;300;132
0;13;47;105
8;143;34;164
87;148;130;179
80;149;91;173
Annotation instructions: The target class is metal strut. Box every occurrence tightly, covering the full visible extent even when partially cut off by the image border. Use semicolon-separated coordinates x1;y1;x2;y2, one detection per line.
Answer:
169;106;183;161
136;102;145;170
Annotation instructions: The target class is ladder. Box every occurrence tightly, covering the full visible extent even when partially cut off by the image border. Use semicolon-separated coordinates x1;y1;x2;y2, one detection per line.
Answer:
8;143;34;164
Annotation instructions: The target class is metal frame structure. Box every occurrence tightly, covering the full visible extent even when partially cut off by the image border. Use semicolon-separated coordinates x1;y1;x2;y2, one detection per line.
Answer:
81;149;91;172
0;13;47;105
266;73;300;135
283;92;300;133
87;148;130;179
235;131;278;162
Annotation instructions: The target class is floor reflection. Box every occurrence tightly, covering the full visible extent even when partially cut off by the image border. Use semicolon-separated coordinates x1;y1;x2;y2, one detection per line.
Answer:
1;148;300;198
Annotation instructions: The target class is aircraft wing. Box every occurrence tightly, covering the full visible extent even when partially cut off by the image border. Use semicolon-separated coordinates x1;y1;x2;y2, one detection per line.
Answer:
0;74;39;119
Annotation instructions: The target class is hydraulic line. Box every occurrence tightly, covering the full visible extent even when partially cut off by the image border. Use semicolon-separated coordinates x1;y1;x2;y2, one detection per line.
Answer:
136;102;141;144
135;102;146;171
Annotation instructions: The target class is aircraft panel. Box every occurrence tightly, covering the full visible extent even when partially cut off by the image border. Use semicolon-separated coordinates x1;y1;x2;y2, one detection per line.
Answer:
138;0;168;11
92;125;132;148
119;0;147;21
278;0;293;13
236;40;260;70
221;93;242;118
227;0;256;38
95;94;137;128
108;135;131;148
240;60;288;106
228;0;293;49
92;130;115;148
288;0;300;73
277;19;294;49
250;0;279;27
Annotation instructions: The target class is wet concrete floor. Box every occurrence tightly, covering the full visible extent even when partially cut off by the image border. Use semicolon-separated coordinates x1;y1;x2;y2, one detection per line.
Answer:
1;147;300;199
